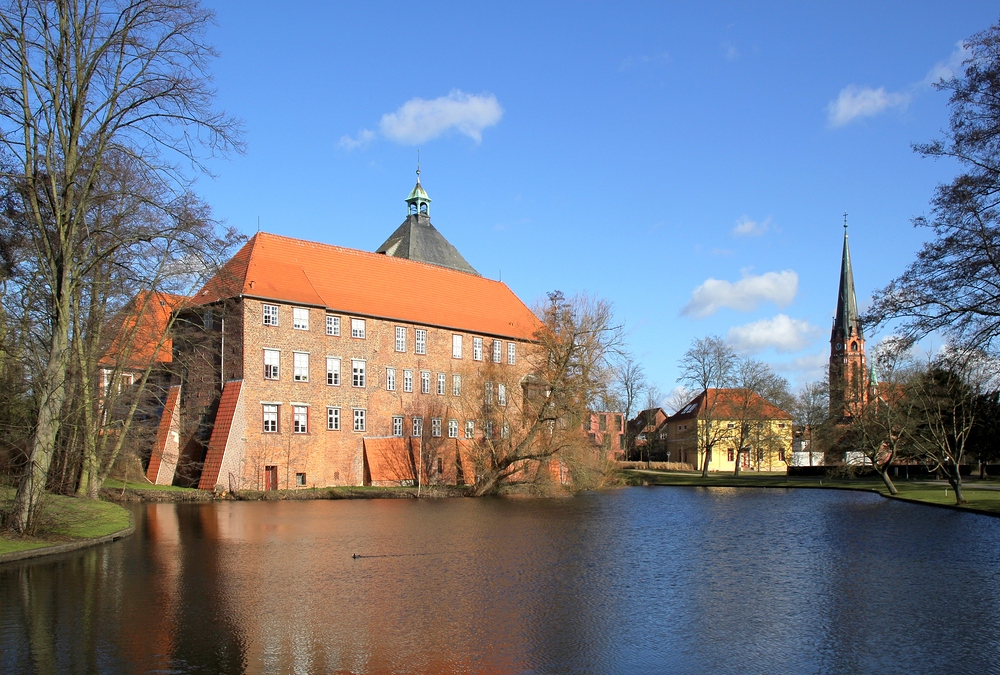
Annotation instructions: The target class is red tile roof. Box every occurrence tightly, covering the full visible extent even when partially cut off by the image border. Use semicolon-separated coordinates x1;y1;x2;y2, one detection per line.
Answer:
198;380;243;490
99;291;188;367
670;388;793;422
195;232;541;341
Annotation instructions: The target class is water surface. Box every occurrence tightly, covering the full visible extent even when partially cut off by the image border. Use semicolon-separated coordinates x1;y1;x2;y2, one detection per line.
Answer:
2;487;999;674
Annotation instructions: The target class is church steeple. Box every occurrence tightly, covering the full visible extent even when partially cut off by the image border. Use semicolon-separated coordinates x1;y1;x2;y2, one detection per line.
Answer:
832;218;863;343
829;215;868;419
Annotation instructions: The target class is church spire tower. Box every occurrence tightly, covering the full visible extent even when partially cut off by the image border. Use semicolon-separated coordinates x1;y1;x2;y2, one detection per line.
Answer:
829;215;868;418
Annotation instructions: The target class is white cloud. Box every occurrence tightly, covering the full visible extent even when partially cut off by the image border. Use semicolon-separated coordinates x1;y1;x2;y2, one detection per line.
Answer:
619;51;671;72
682;270;798;318
722;42;740;61
922;42;967;87
732;215;770;237
726;314;820;354
827;85;910;127
338;129;376;150
771;352;829;383
379;90;503;144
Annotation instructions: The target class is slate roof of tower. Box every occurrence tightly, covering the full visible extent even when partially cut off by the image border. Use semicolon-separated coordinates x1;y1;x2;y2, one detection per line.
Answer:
375;213;480;275
195;232;539;341
832;229;863;342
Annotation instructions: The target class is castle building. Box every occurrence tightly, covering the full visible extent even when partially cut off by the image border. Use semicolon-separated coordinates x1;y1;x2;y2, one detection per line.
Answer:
829;222;867;420
145;173;541;491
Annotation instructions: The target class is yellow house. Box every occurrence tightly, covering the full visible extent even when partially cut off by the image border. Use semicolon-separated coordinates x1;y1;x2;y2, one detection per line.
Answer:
664;389;793;472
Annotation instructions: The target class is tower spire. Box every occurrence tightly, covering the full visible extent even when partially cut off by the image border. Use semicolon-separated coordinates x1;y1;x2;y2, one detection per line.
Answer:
405;156;431;217
832;221;862;342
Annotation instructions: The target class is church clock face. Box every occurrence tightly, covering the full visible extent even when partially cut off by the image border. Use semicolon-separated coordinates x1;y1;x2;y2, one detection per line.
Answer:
836;342;843;351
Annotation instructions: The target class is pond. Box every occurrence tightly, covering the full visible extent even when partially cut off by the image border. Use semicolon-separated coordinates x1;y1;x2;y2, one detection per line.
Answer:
2;487;1000;674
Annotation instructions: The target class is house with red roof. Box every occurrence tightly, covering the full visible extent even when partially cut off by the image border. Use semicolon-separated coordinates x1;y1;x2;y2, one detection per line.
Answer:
147;172;542;490
662;389;793;472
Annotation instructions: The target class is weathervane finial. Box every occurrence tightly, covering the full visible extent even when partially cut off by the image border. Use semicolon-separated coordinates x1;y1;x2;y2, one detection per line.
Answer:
416;150;421;182
843;212;848;231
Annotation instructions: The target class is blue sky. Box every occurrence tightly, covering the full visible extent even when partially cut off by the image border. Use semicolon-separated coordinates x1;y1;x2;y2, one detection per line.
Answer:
195;1;998;401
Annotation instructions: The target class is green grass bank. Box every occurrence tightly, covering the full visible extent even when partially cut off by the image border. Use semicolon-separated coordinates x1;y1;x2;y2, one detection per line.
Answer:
0;487;132;558
624;469;1000;516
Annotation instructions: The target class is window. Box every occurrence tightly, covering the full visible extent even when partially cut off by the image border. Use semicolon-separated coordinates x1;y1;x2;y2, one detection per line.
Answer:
486;421;494;438
452;374;461;396
351;318;366;338
508;342;516;365
327;407;340;431
295;473;306;487
352;360;366;388
395;326;407;352
415;329;427;355
465;421;474;438
437;458;443;474
727;448;735;462
203;309;213;330
493;340;502;363
293;307;309;330
412;417;423;437
473;337;483;361
599;415;607;431
452;335;462;358
421;370;430;394
263;404;279;432
727;422;735;429
431;418;442;437
448;419;458;438
263;349;280;379
502;422;510;439
293;405;308;433
498;384;507;406
263;304;279;326
392;416;403;437
353;408;366;432
386;367;396;391
403;369;413;392
437;373;446;395
293;352;309;382
326;315;340;336
485;382;493;405
326;357;341;386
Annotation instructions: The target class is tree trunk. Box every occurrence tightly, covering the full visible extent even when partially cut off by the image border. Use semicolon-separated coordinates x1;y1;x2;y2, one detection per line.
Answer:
948;463;965;504
733;449;741;477
701;445;711;477
876;467;898;495
7;325;71;533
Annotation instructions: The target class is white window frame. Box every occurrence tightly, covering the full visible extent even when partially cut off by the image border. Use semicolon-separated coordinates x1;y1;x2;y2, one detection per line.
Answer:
392;416;403;437
437;373;445;395
452;374;461;396
498;383;507;406
452;335;462;359
293;352;309;382
326;315;340;336
403;369;413;393
395;326;406;352
412;417;423;437
493;340;502;363
351;318;366;339
415;329;427;355
465;420;474;439
448;419;458;438
293;307;309;331
352;359;366;388
293;405;308;434
431;418;442;438
420;370;430;394
508;342;516;365
386;367;396;391
327;407;340;431
473;337;483;361
326;357;341;386
262;304;279;326
485;381;493;405
263;349;280;380
263;404;279;433
353;408;366;432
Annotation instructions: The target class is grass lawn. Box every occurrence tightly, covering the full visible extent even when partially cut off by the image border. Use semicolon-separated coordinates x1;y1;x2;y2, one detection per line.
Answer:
102;478;195;492
0;487;131;556
625;470;1000;516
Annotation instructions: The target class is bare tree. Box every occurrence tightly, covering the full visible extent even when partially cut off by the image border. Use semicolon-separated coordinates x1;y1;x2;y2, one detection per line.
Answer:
641;385;663;467
0;0;242;533
866;20;1000;356
678;336;736;477
460;292;621;496
611;353;645;461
